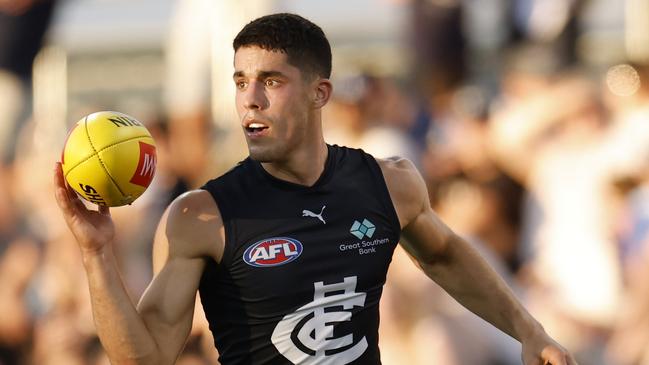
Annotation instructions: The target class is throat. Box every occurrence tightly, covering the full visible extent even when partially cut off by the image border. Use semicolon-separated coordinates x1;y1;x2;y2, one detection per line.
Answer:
260;144;329;187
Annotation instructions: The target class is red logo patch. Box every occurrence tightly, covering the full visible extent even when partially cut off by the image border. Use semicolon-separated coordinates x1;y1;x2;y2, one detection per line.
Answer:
129;142;156;187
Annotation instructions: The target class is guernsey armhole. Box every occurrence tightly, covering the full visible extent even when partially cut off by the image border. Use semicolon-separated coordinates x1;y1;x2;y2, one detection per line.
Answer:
366;156;401;232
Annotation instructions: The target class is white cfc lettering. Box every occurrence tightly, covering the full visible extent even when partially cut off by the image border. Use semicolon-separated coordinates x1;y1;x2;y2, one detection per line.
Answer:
271;276;368;364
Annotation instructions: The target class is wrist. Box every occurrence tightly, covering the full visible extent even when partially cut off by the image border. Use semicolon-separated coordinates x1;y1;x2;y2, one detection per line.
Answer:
515;314;545;343
80;244;113;268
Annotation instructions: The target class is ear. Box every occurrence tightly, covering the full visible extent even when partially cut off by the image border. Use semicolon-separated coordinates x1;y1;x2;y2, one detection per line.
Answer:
313;79;332;109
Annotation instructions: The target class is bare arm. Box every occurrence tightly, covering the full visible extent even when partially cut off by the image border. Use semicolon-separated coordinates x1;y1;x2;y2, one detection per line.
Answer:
54;163;223;365
378;158;576;365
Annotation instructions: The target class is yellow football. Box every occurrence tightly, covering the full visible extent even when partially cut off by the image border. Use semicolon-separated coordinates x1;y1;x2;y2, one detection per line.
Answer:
61;111;157;207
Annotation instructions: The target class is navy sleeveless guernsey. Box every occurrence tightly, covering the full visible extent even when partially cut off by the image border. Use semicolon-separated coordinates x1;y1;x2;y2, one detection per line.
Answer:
199;144;401;365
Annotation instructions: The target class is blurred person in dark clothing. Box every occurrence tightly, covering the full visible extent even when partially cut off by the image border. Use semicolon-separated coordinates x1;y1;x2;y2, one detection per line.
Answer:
0;0;57;164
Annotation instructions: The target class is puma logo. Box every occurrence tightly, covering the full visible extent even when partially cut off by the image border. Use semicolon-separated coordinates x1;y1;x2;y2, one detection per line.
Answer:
302;206;326;225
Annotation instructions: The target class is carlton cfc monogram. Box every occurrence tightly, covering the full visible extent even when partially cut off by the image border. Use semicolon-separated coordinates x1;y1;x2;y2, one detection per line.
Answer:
271;276;368;364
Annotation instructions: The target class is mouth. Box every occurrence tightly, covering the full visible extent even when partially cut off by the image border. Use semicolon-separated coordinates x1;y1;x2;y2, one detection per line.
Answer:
243;120;270;137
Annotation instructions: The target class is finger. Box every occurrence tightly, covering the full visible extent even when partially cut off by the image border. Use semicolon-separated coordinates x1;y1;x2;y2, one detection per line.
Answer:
54;162;87;216
55;189;84;226
98;205;110;215
54;161;77;199
66;183;79;199
53;161;66;190
53;162;72;210
54;178;81;217
541;347;568;365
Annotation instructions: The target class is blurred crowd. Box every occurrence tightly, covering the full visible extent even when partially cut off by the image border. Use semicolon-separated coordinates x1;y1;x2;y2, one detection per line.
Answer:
1;0;649;364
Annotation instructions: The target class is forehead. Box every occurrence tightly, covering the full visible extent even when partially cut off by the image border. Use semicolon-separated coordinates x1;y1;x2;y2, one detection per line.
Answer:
233;46;301;78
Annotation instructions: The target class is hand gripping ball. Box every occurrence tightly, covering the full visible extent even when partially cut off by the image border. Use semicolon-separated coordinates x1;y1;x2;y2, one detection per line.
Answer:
61;111;157;207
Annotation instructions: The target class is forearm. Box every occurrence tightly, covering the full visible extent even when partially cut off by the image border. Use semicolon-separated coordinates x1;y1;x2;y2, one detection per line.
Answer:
421;234;543;341
82;246;161;364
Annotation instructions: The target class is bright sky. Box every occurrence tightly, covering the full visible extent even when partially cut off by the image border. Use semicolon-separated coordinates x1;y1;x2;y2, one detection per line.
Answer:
49;0;407;51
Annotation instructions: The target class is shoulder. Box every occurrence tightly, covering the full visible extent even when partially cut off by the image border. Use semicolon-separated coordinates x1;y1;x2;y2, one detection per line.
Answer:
376;156;419;178
204;158;251;184
166;189;221;224
160;189;225;262
376;157;428;229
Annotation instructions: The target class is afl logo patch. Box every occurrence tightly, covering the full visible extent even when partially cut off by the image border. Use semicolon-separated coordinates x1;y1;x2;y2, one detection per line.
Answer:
243;237;303;267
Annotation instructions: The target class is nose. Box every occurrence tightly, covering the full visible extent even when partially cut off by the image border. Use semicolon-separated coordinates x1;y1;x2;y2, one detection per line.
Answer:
243;81;268;111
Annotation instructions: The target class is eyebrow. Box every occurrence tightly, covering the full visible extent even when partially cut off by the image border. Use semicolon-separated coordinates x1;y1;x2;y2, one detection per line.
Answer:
232;70;287;79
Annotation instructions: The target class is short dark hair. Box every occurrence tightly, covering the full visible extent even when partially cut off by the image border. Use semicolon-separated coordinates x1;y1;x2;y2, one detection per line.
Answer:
233;13;332;79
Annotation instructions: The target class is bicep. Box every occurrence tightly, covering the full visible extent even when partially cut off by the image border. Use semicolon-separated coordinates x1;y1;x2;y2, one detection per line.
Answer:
136;190;222;364
137;254;205;364
378;157;457;264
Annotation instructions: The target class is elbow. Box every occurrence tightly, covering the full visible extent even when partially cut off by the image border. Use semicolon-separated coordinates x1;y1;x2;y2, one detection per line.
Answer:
437;233;463;265
415;233;469;283
416;232;462;268
106;348;168;365
110;357;166;365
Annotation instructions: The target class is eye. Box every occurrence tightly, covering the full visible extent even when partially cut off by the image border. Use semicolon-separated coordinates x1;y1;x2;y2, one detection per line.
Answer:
235;80;247;90
265;79;279;88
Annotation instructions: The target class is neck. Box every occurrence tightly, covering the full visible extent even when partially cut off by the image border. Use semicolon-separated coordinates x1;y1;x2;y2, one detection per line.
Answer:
261;140;329;187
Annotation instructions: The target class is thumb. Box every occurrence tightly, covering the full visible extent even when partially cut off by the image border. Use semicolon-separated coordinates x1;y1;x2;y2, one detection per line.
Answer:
541;346;568;365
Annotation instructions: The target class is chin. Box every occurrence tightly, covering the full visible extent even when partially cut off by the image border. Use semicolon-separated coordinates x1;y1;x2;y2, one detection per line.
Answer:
249;153;272;163
248;145;281;163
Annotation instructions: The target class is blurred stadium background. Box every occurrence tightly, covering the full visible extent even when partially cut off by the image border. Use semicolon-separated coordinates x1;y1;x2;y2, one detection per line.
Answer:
1;0;649;364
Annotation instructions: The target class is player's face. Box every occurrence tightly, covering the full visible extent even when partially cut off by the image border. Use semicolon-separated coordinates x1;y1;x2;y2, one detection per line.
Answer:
233;46;315;162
